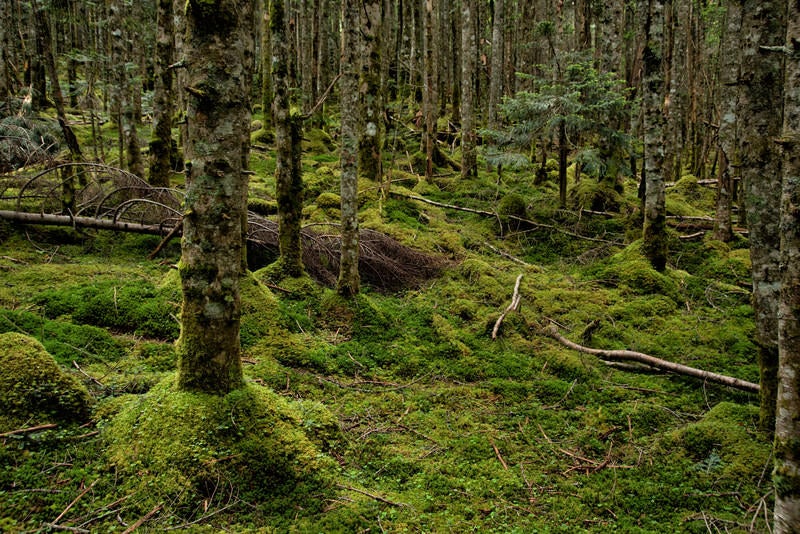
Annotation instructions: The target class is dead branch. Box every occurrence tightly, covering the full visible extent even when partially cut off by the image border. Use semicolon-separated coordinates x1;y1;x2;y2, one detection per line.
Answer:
335;484;411;508
492;274;523;339
0;423;58;437
52;479;99;525
120;503;163;534
542;323;759;394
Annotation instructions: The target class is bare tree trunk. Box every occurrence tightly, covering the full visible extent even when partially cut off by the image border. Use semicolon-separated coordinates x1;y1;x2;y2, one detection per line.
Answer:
178;0;253;394
338;0;361;297
739;0;785;434
713;2;742;243
487;0;504;129
0;0;12;102
260;0;273;130
272;0;305;278
358;0;383;182
641;0;669;272
774;2;800;530
422;0;435;180
149;0;175;188
460;0;477;180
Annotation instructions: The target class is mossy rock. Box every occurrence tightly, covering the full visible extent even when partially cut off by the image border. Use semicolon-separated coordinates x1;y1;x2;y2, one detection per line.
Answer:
0;333;92;430
247;197;279;216
316;192;341;215
303;128;335;153
569;179;625;212
251;127;274;145
596;241;679;297
105;376;336;517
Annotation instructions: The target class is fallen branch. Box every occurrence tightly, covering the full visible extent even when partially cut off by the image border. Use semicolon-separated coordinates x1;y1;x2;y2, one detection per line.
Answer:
0;423;58;437
492;274;523;339
336;484;411;508
120;503;163;534
52;479;99;525
542;323;759;394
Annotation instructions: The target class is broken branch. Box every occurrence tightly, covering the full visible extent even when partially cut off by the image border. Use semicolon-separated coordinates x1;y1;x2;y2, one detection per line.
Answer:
542;323;759;394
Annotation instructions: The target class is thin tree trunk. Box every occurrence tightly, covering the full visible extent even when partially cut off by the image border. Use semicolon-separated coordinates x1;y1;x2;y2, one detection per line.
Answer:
358;0;383;182
178;0;253;394
338;0;361;297
149;0;175;188
487;0;504;129
641;0;669;272
272;0;305;278
422;0;435;180
739;0;785;434
713;2;742;243
460;0;477;180
774;2;800;529
260;0;272;130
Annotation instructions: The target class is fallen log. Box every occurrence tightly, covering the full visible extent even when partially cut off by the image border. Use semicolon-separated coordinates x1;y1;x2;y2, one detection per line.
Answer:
542;323;759;394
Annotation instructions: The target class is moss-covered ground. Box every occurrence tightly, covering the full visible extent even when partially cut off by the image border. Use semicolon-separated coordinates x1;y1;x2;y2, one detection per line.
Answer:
0;111;770;532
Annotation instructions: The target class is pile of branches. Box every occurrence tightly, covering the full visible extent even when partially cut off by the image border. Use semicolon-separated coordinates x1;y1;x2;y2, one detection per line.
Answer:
248;216;447;291
1;162;446;291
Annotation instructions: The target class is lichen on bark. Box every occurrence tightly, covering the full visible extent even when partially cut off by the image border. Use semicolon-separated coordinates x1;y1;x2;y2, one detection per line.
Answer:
177;0;253;394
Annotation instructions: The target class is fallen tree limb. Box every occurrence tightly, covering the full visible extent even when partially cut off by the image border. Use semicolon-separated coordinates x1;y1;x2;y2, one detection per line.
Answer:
542;323;759;394
0;423;58;438
492;274;523;339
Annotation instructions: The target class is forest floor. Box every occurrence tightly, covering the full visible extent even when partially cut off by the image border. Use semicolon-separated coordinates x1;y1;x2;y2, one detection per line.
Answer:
0;111;772;533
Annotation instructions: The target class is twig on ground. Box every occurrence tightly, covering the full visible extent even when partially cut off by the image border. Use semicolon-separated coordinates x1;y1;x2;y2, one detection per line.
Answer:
493;274;524;339
0;423;57;438
336;484;411;508
120;503;163;534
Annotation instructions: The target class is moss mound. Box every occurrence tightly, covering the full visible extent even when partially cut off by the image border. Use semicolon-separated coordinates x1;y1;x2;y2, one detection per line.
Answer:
593;240;679;296
0;333;92;430
104;376;337;519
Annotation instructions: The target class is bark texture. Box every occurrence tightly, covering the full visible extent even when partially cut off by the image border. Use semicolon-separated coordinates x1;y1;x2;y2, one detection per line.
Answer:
739;0;785;433
338;0;361;297
641;0;669;272
775;2;800;529
358;0;383;182
460;0;477;179
272;0;305;278
178;0;253;394
148;0;175;188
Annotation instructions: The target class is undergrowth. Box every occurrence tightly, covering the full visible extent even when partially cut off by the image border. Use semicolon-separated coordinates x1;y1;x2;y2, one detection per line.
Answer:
0;116;770;533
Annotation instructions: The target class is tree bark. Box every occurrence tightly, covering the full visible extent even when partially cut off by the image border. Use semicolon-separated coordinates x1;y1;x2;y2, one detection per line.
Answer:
338;0;361;297
178;0;254;394
272;0;305;278
148;0;175;188
487;0;504;130
358;0;383;182
641;0;669;272
739;0;785;434
422;0;435;181
713;2;742;243
774;2;800;529
460;0;477;180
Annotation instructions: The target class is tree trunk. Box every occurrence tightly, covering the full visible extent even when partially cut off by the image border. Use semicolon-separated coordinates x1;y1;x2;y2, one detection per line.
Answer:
148;0;175;188
774;2;800;529
338;0;361;297
487;0;504;130
739;0;785;434
260;0;273;130
178;0;253;394
358;0;383;182
713;2;742;243
641;0;668;272
422;0;435;180
272;0;305;278
460;0;477;180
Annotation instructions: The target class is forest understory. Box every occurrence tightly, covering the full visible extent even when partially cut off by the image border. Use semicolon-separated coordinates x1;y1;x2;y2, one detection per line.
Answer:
0;101;772;533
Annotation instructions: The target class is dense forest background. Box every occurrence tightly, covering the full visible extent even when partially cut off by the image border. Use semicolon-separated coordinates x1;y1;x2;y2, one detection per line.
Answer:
0;0;798;532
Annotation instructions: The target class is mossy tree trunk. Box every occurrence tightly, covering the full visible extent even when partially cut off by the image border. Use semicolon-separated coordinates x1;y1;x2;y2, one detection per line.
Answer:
260;0;272;131
148;0;175;188
178;0;253;395
739;0;785;434
422;0;435;181
640;0;669;272
357;0;383;183
272;0;305;278
713;2;742;243
460;0;477;180
487;0;504;130
774;2;800;529
338;0;361;297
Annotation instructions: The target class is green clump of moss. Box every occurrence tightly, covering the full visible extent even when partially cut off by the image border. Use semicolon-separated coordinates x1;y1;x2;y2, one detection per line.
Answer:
569;179;625;212
497;193;528;232
0;309;128;364
0;333;92;430
316;191;341;215
303;127;335;154
105;376;336;519
593;240;679;297
247;197;279;216
33;277;180;340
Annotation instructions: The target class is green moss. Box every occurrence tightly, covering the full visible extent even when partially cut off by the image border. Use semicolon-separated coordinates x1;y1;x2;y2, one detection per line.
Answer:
251;127;274;145
0;333;92;430
569;179;625;212
594;240;679;296
105;376;336;517
316;191;341;212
